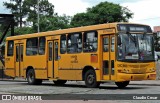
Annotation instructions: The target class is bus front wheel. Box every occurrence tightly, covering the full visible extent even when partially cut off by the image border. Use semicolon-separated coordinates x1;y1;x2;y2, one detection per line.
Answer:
27;69;42;85
84;69;100;88
115;81;130;88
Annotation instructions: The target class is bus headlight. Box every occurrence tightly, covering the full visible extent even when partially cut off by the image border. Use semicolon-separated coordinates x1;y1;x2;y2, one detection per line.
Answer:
124;69;129;73
150;68;155;72
118;69;129;73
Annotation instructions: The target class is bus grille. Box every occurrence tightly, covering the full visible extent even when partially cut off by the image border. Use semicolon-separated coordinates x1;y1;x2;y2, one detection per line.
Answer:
133;75;145;80
131;68;146;74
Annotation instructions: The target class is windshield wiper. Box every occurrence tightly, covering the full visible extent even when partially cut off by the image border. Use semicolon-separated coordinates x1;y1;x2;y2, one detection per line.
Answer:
128;34;137;46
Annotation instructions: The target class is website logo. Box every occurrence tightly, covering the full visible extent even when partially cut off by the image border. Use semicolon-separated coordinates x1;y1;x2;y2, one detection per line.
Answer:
2;95;11;100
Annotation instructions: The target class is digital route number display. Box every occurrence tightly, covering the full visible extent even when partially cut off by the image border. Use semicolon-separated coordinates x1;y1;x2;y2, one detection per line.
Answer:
117;24;152;33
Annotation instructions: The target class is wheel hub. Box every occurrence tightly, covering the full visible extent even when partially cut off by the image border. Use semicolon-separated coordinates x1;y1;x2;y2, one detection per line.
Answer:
29;73;34;82
87;74;94;84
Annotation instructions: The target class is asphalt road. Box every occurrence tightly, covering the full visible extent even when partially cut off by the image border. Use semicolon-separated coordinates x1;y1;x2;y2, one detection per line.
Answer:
0;80;160;103
0;80;159;94
0;62;159;103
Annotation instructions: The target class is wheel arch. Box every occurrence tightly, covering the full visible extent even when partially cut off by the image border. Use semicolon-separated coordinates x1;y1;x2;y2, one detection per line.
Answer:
82;65;95;81
26;66;34;78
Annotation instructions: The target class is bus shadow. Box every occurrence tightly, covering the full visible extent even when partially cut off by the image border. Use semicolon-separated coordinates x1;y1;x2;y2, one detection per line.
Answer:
42;83;87;88
0;80;152;90
40;83;148;90
130;83;160;86
99;86;147;90
0;79;26;82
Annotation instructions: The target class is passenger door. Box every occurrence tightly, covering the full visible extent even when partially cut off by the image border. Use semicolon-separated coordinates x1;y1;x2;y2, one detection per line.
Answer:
15;44;24;77
47;40;59;78
102;35;115;80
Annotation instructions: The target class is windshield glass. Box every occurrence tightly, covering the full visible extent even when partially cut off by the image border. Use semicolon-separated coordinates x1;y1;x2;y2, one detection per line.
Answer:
117;33;154;61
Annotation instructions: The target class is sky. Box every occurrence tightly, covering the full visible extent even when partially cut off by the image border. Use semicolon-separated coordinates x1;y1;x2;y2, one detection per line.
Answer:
0;0;160;29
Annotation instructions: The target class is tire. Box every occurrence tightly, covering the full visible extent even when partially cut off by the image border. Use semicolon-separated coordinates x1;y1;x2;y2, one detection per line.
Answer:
27;69;42;85
84;69;100;88
53;80;67;85
115;81;130;88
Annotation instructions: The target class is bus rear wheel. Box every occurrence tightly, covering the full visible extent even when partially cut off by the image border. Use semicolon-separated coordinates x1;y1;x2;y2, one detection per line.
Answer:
115;81;130;88
27;69;42;85
84;69;100;88
53;80;67;85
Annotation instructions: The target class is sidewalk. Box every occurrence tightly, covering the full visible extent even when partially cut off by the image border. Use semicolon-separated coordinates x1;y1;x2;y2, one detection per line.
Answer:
130;80;160;85
156;61;160;79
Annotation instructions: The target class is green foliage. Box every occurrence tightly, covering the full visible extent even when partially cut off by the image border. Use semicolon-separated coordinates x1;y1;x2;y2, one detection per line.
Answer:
3;1;134;35
22;0;54;29
14;27;34;35
3;0;71;34
71;1;133;27
3;0;24;27
37;15;71;32
3;0;55;29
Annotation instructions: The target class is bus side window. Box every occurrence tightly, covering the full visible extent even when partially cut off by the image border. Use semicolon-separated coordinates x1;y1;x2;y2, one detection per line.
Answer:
83;31;98;52
77;34;82;53
67;33;82;53
39;37;45;55
26;38;38;55
60;34;66;54
7;40;14;56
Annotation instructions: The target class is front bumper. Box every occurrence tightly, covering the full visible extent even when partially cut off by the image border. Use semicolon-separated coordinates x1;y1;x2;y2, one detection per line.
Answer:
116;72;156;82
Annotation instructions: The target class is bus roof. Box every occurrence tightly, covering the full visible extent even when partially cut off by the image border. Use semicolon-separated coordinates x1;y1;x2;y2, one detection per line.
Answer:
6;22;149;41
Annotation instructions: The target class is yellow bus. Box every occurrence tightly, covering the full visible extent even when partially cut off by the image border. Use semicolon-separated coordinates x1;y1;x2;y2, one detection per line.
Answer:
4;23;156;88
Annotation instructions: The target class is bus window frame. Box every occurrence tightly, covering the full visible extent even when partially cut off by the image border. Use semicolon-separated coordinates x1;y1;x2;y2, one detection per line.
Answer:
67;32;82;54
26;37;38;56
38;36;46;55
60;34;67;54
7;40;14;56
83;31;98;53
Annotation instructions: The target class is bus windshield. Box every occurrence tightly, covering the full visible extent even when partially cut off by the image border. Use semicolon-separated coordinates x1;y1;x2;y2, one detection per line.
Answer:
117;33;154;61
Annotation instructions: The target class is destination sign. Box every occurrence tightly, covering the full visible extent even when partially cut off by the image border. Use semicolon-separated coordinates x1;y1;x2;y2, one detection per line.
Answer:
117;24;152;33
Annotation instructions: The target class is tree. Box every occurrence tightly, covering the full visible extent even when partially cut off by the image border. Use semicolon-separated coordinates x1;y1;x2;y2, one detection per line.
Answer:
4;0;55;29
38;15;71;32
3;0;24;27
71;1;133;27
14;27;34;35
3;0;75;34
22;0;54;32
